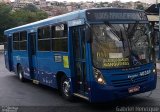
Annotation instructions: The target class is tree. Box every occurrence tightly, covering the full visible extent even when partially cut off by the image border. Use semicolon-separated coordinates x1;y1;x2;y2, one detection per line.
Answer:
0;3;15;43
22;4;39;12
136;4;144;10
11;4;48;26
0;3;48;43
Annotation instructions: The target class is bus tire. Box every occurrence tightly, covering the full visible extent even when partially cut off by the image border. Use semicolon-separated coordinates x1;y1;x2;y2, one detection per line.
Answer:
17;65;26;82
60;76;73;101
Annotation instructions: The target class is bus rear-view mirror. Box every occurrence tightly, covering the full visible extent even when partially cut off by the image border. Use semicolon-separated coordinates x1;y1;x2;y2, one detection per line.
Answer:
152;31;159;46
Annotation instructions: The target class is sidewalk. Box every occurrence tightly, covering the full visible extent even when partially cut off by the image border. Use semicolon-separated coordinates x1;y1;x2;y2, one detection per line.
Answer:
0;50;3;54
0;45;4;54
156;63;160;76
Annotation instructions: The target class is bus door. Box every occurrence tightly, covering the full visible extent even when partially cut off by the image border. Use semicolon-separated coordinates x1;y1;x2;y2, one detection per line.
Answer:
28;33;37;79
72;26;88;95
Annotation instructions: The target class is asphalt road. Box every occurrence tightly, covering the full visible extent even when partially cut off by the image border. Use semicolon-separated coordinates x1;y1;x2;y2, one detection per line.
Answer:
0;54;160;112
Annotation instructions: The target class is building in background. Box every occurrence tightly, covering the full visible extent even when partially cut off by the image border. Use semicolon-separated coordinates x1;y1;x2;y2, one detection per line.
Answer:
39;0;46;8
0;0;10;3
13;0;35;10
2;0;153;17
14;0;35;4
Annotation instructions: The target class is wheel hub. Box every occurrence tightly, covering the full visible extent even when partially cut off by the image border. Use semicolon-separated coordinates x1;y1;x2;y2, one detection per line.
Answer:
19;71;22;80
63;80;70;97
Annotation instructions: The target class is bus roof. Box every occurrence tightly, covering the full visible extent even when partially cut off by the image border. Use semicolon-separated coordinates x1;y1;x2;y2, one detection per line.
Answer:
4;8;145;35
4;9;87;34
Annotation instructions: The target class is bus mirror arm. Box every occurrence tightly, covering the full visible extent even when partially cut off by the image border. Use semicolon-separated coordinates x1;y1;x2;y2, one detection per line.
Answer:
85;27;92;43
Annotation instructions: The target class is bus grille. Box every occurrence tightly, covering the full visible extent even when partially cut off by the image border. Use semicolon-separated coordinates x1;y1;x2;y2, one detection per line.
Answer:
111;74;149;87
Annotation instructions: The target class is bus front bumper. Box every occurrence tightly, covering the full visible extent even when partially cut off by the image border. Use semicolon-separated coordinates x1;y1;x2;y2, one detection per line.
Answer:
90;75;157;103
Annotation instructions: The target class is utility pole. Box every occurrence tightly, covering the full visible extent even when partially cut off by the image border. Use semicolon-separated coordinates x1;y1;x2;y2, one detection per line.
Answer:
157;0;160;34
156;0;160;59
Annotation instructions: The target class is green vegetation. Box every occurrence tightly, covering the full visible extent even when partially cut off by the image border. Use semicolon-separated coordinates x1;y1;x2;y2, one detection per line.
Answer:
0;3;48;43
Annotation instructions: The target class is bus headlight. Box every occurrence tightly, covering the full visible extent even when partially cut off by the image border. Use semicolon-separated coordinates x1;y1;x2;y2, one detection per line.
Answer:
93;68;106;85
153;69;156;73
153;64;157;74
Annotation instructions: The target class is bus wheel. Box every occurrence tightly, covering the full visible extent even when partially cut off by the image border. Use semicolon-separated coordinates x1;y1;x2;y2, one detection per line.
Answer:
60;76;73;101
17;65;26;82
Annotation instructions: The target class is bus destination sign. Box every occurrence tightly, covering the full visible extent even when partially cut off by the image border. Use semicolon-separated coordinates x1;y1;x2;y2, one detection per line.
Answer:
86;9;147;21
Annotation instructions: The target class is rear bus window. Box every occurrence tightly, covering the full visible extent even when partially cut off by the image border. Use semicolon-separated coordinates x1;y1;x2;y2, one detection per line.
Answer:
19;31;27;50
13;33;19;50
4;35;8;50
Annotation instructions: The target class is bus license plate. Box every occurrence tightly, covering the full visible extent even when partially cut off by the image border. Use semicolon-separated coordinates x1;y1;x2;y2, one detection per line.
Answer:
128;86;140;93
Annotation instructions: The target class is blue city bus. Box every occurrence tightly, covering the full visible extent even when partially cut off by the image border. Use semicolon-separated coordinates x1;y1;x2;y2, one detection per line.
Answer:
4;8;157;102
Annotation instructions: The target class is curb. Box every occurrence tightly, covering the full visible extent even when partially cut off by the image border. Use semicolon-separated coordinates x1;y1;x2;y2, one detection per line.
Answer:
156;63;160;77
156;71;160;78
157;73;160;77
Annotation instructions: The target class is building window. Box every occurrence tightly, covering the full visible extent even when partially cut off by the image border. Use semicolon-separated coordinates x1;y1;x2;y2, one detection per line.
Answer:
51;24;68;52
38;26;51;51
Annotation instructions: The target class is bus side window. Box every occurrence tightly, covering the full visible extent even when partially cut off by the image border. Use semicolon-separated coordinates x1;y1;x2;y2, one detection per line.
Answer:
51;24;68;52
19;31;27;50
38;26;51;51
13;32;19;50
4;35;8;51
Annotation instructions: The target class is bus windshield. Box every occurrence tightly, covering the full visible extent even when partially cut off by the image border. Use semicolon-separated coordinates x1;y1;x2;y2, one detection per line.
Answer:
91;23;152;68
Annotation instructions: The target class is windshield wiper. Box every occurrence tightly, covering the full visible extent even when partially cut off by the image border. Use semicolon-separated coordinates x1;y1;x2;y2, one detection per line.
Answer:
107;23;127;52
127;21;139;39
120;29;126;51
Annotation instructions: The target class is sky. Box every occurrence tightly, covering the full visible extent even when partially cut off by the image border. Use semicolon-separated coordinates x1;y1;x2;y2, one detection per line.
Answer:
10;0;157;4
